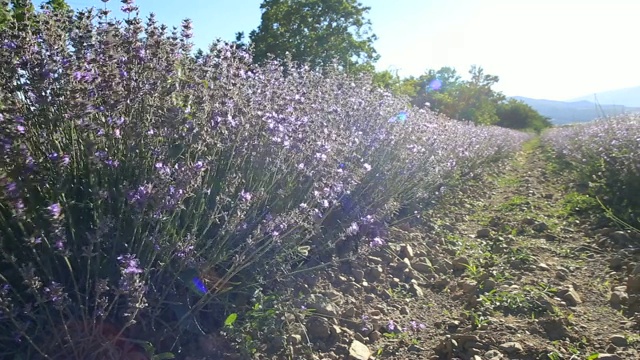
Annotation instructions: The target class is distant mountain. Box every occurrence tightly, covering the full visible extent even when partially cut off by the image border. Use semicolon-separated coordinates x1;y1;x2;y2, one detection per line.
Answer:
510;96;640;125
569;85;640;107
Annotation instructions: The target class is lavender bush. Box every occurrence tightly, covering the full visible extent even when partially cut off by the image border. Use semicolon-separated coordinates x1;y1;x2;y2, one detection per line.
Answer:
0;1;530;358
542;115;640;227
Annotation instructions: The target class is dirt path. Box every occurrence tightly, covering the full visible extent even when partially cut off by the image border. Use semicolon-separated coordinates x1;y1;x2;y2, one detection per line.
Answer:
217;138;640;360
210;139;640;360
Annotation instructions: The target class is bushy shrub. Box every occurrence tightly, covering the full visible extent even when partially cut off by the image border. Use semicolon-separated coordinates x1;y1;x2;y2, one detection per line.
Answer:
0;1;529;357
542;115;640;227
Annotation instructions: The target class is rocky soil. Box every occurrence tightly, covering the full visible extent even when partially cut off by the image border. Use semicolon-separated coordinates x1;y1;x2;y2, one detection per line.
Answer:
192;139;640;360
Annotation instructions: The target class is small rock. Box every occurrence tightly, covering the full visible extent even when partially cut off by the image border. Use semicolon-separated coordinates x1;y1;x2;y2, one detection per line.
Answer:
498;341;523;354
343;306;356;318
409;283;424;297
627;275;640;294
399;306;409;315
532;222;548;232
609;256;624;271
369;330;381;342
412;260;433;274
364;294;375;302
452;256;469;271
352;269;365;283
367;266;384;282
558;286;582;306
483;278;497;292
596;354;623;360
307;294;340;317
484;349;503;359
288;334;302;345
538;263;551;271
609;291;629;309
609;334;628;347
555;268;570;280
348;340;371;360
442;224;455;232
354;332;367;343
610;231;631;243
477;228;491;238
543;193;554;199
461;280;478;294
306;316;332;340
400;244;415;260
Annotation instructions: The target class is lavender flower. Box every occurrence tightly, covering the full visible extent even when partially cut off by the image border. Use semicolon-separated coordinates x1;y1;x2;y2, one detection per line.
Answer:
369;237;385;248
48;203;62;219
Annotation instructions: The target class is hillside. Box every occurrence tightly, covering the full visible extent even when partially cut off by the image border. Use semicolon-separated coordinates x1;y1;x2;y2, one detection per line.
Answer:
569;85;640;107
511;96;640;125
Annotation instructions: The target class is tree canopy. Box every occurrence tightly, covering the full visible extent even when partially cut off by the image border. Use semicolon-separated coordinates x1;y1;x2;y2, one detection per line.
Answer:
371;65;551;132
248;0;379;73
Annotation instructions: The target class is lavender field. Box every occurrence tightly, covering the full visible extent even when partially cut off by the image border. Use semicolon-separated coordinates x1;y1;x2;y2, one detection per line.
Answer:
0;4;533;359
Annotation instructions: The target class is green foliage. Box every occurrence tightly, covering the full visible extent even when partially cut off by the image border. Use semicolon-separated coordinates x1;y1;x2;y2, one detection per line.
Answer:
249;0;379;73
560;192;599;217
496;99;552;132
375;65;548;132
0;0;70;30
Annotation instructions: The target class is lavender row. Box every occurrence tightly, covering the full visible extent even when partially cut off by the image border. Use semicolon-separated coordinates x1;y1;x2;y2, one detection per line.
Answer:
541;115;640;225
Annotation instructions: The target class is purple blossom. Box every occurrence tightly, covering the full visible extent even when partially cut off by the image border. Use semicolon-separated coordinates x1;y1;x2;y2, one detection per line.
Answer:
5;182;18;197
369;237;385;248
48;203;62;219
240;190;252;202
387;320;396;331
3;40;17;49
117;254;143;274
345;222;359;236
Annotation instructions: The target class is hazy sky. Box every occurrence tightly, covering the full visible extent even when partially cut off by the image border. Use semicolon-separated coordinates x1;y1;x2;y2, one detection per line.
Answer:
66;0;640;101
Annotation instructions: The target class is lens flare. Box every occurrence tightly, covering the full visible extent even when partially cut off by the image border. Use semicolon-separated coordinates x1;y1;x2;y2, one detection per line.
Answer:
389;110;408;123
427;79;442;92
191;277;207;294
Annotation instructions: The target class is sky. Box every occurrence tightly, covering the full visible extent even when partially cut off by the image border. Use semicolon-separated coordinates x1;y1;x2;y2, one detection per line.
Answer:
64;0;640;101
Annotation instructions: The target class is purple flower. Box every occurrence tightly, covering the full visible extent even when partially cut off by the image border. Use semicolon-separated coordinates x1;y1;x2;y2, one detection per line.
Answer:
240;190;252;202
193;160;205;171
5;182;18;197
370;237;385;248
117;254;143;274
346;222;359;236
104;159;119;167
387;320;396;331
61;155;71;166
16;124;25;134
3;40;17;49
48;203;62;219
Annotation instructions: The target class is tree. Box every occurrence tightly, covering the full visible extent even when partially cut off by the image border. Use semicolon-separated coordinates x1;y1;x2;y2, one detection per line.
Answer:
1;0;70;30
248;0;379;73
496;99;552;132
